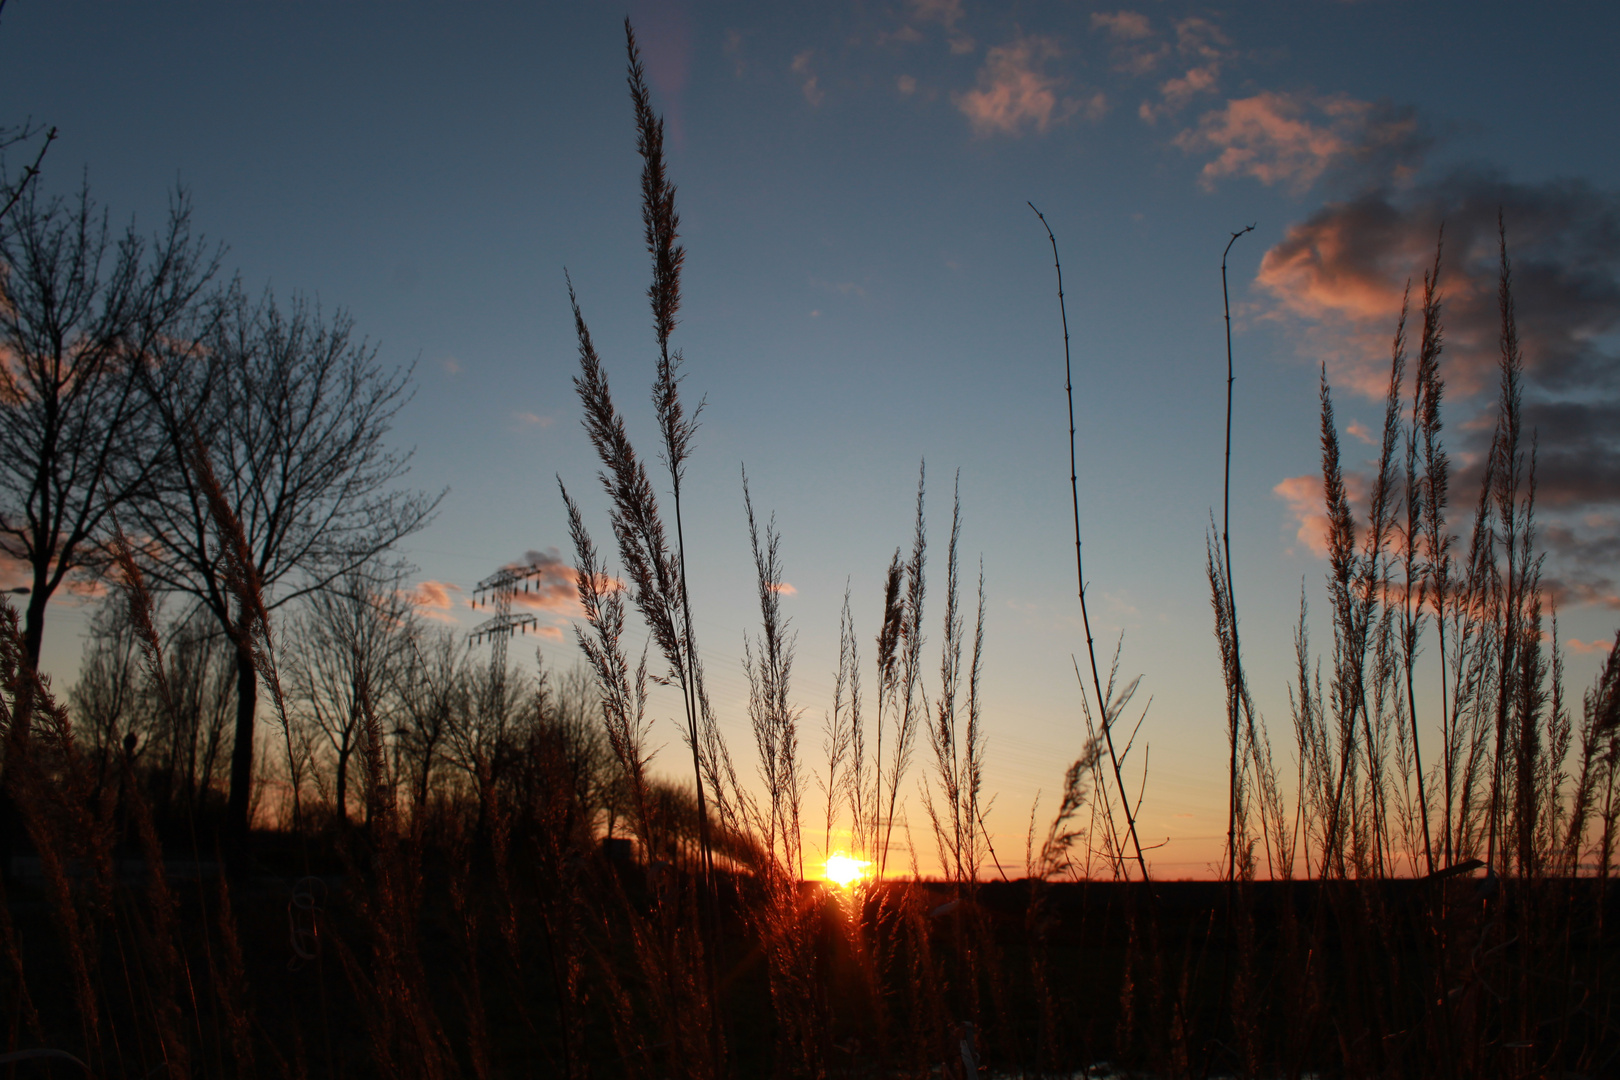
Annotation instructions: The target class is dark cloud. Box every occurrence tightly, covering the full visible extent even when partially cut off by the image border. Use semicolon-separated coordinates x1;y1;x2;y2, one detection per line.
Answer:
1522;517;1620;610
502;548;584;617
1259;170;1620;609
1259;170;1620;394
1521;401;1620;509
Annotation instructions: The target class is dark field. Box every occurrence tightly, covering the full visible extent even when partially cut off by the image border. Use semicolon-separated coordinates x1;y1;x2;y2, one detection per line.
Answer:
5;825;1619;1078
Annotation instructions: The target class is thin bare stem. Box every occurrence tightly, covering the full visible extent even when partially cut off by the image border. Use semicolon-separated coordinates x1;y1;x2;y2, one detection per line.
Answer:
1029;202;1149;882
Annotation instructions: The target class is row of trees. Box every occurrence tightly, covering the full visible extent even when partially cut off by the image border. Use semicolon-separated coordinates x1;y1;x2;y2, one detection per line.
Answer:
68;577;618;840
0;179;441;837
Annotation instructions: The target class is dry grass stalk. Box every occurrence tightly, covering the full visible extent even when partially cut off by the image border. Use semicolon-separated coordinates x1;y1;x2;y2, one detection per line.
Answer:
923;477;988;887
0;598;119;1065
1029;202;1151;883
879;464;927;879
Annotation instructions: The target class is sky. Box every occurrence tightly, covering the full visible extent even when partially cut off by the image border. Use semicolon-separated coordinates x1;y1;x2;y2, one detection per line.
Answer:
3;1;1618;878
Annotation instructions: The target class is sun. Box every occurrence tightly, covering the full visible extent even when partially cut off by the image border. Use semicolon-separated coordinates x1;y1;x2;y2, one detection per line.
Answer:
823;852;871;888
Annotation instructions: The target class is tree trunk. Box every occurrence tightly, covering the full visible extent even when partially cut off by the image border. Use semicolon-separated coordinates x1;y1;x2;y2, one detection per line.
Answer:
227;642;257;840
21;580;47;673
334;742;350;825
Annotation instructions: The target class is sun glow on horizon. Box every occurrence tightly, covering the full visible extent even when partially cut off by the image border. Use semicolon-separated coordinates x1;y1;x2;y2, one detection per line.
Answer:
823;852;872;888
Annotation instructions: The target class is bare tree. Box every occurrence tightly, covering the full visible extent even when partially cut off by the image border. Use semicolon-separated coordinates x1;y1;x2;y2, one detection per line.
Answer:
70;594;236;823
394;625;465;820
0;183;216;670
129;290;441;838
286;563;415;825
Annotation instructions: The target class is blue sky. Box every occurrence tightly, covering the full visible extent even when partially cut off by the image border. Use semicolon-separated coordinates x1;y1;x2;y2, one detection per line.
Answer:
5;1;1618;876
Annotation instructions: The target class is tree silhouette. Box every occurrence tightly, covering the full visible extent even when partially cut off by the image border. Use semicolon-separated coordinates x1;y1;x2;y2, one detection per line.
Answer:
130;291;441;839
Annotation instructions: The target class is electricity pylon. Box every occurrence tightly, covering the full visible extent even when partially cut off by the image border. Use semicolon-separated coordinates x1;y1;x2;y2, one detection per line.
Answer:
469;561;548;706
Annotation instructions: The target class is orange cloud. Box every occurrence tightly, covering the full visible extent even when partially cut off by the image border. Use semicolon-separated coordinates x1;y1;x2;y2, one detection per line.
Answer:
1092;10;1152;41
1136;17;1229;120
1273;471;1370;559
1175;92;1426;195
955;35;1101;136
769;581;797;596
408;580;463;623
0;554;30;593
1255;172;1620;426
1273;474;1330;558
1259;174;1620;610
497;548;589;619
1092;11;1167;75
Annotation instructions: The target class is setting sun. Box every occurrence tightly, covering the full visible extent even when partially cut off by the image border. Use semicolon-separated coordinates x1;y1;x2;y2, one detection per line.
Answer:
823;852;871;888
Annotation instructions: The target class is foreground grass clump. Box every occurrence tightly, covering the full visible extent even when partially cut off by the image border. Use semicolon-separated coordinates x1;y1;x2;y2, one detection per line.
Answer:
4;21;1620;1080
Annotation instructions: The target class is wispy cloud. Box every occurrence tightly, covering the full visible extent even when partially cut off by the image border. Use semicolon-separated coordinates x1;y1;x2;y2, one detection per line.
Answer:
1138;17;1229;122
955;34;1103;137
408;580;463;623
791;50;824;106
768;581;797;596
1273;471;1370;559
1567;635;1619;656
909;0;974;54
1093;10;1167;76
1092;10;1153;42
1175;92;1429;194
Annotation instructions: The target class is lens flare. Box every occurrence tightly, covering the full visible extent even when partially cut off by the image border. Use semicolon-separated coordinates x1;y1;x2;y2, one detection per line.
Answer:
823;852;871;888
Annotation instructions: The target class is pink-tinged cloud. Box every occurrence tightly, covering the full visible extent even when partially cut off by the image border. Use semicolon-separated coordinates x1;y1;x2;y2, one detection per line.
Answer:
1092;10;1152;40
629;0;691;146
768;581;797;596
907;0;972;52
1175;92;1427;195
791;50;824;107
911;0;964;29
1261;172;1620;607
490;549;624;623
1092;11;1167;76
955;35;1100;137
408;580;463;624
1173;16;1227;62
1257;174;1620;506
499;548;589;619
1158;64;1219;112
0;554;30;593
1345;419;1374;445
1273;471;1370;559
1274;474;1331;558
1567;636;1618;656
1136;17;1229;120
